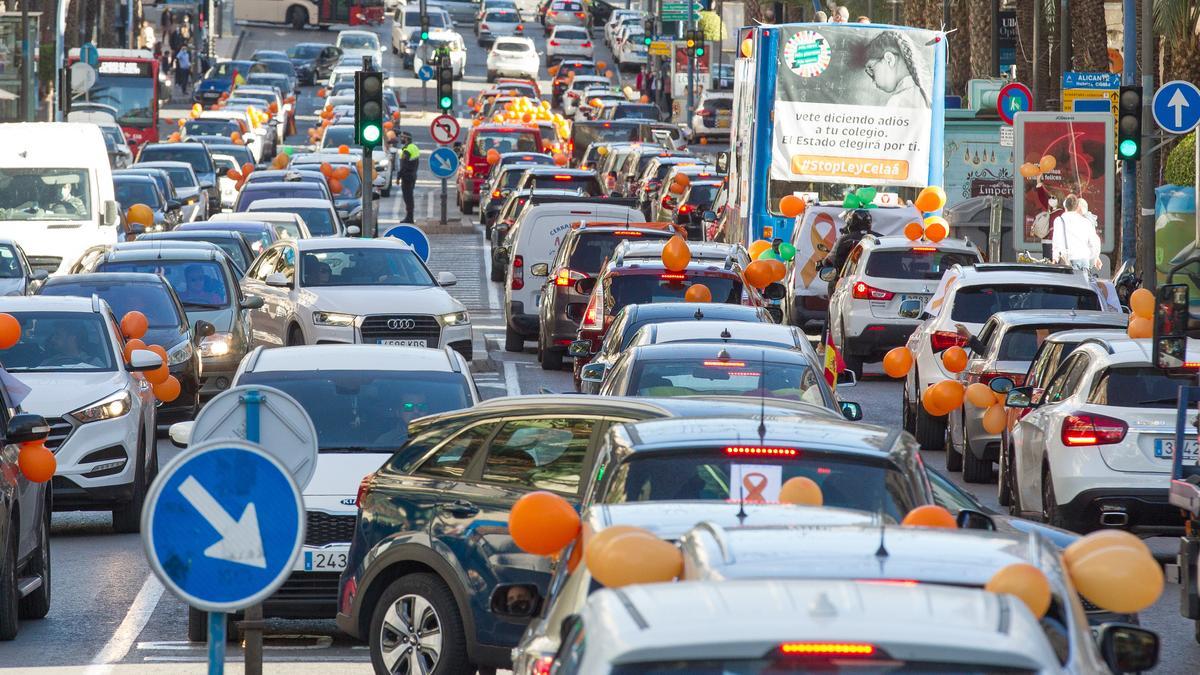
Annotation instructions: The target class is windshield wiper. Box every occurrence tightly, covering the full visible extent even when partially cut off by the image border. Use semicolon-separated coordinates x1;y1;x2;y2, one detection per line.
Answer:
319;446;389;453
183;302;224;309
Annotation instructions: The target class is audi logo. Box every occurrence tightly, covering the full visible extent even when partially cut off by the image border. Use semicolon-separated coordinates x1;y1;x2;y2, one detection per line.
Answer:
387;318;417;330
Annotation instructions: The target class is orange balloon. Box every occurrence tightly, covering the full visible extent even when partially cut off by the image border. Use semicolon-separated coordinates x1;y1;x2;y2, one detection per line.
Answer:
18;443;55;483
1068;543;1164;613
553;153;568;166
596;61;607;70
1063;529;1152;568
383;120;394;130
564;533;584;573
152;375;182;402
168;132;181;142
673;173;690;186
982;403;1007;434
1019;162;1041;179
145;359;170;385
744;260;774;289
0;313;19;350
922;390;951;417
965;382;995;408
317;88;326;97
1038;155;1056;173
882;346;913;378
328;178;344;195
779;194;806;218
929;379;965;411
126;204;155;228
241;162;254;178
226;168;243;181
941;346;967;373
668;181;685;195
764;258;786;283
586;528;681;588
986;563;1051;618
640;95;650;103
748;240;772;260
904;221;924;241
320;162;335;177
1127;315;1152;339
914;186;947;213
901;504;957;528
333;166;351;180
338;144;350;154
121;311;149;340
509;491;581;555
486;149;501;165
740;37;753;58
661;235;691;272
923;216;948;242
122;338;147;363
779;476;823;506
272;154;290;169
684;283;711;303
1129;288;1154;319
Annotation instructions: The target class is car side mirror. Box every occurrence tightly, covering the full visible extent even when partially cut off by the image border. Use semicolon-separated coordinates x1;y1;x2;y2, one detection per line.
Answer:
1004;386;1035;409
169;421;193;449
988;376;1015;394
1098;623;1159;673
346;225;361;236
762;282;787;300
242;294;265;309
839;401;862;421
575;278;597;295
104;200;120;227
956;508;996;531
31;270;49;282
193;320;217;341
701;210;717;221
580;362;606;382
437;271;458;287
898;299;923;319
836;369;857;387
530;263;549;277
128;349;165;372
817;264;837;282
568;339;592;357
265;272;291;288
489;584;542;619
6;413;49;444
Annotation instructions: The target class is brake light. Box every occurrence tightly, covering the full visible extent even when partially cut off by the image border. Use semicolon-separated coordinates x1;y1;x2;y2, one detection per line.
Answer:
511;254;524;290
356;474;372;507
912;246;937;252
550;39;560;46
661;272;687;280
725;446;798;457
611;230;644;236
705;360;747;367
492;190;502;198
531;657;554;675
697;109;714;117
581;291;604;330
779;643;875;657
548;9;557;15
516;24;524;31
930;331;969;351
577;12;587;18
581;41;592;47
553;175;574;180
678;204;694;214
1062;413;1127;447
852;282;894;301
660;196;675;208
554;268;586;286
481;23;489;30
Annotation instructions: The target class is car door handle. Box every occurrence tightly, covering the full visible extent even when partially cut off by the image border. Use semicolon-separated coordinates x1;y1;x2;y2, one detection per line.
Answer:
440;500;479;517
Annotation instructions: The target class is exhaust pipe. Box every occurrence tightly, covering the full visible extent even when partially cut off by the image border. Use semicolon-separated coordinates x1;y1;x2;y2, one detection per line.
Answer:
1100;510;1129;527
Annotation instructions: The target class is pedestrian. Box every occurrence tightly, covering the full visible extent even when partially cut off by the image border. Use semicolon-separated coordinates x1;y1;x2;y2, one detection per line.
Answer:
1031;175;1062;260
398;132;420;224
175;45;192;95
833;6;849;22
1051;194;1102;272
139;20;156;51
605;170;619;195
814;10;828;22
857;15;871;23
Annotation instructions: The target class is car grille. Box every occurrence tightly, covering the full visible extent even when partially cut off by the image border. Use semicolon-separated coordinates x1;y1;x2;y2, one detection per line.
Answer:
44;416;75;452
272;571;341;603
360;314;441;346
305;511;356;547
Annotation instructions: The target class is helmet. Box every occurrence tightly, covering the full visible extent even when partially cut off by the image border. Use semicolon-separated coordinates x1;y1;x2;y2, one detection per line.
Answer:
846;208;873;232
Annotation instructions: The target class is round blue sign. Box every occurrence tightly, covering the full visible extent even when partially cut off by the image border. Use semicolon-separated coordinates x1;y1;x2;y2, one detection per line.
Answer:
418;65;435;82
1153;80;1200;135
383;224;432;261
997;82;1032;125
430;146;459;179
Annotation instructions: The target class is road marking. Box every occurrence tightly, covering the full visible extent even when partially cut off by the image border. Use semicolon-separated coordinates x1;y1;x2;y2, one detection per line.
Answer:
484;239;500;311
503;360;522;397
85;575;165;674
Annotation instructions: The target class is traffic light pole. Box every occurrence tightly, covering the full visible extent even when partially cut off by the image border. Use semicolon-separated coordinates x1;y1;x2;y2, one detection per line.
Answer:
1138;0;1156;290
686;3;696;123
361;55;376;238
1119;0;1136;265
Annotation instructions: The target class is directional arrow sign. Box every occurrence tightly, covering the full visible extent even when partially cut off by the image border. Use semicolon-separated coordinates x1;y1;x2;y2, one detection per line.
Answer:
1153;80;1200;134
143;440;303;612
429;146;459;179
418;65;434;82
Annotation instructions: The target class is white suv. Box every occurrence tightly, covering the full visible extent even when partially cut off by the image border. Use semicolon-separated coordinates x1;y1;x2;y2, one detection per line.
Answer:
902;264;1109;452
827;235;980;376
240;237;472;360
0;296;161;532
1006;336;1196;534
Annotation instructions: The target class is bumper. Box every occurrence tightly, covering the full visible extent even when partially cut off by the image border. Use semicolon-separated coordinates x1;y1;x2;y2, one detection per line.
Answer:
1056;487;1184;535
962;405;1000;461
844;321;919;356
263;571;341;618
199;357;240;398
507;301;539;337
490;63;538;78
49;414;142;510
310;322;472;357
193;89;226;105
543;305;583;345
789;294;828;332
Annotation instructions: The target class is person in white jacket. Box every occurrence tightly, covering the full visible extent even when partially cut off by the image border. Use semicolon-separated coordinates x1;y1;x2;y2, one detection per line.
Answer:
1051;194;1102;271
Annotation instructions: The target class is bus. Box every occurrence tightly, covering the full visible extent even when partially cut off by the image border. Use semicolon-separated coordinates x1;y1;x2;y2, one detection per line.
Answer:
233;0;385;30
67;48;161;153
725;23;946;246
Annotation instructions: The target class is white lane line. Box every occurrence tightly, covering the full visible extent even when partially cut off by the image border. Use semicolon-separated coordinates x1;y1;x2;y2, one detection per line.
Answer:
503;360;522;397
484;238;500;311
85;575;165;674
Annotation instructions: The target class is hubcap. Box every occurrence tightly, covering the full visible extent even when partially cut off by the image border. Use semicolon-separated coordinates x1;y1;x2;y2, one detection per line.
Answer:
379;593;442;675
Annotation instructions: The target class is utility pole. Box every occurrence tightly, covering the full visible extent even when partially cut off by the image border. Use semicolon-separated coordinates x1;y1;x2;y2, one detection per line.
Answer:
1032;0;1041;108
1138;0;1155;287
686;0;695;123
20;0;29;121
1120;0;1136;264
1059;0;1071;76
989;0;999;77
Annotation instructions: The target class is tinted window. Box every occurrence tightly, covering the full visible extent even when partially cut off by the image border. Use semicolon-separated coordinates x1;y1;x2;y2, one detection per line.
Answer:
1091;366;1192;408
566;231;672;274
684;184;719;206
414;423;494;478
527;174;601;195
157;166;197;188
486;10;519;21
496;41;531;52
605;273;742;310
473;130;540;155
174;236;248;270
555;27;588;39
300;248;434;287
950;285;1101;324
997;326;1076;361
139;145;214;176
41;281;181;329
864;249;977;281
114;179;161;209
481;418;595;493
626;358;824;404
254;206;336;236
184;119;239;136
3;312;116;372
98;260;230;308
612;104;658;120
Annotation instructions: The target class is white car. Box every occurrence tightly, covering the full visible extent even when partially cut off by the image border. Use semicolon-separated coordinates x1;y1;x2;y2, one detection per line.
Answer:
487;36;540;81
575;91;624;122
1007;336;1198;534
197;111;265;163
326;64;359;89
902;263;1109;452
827;235;981;376
336;29;382;63
0;296;162;533
546;25;593;63
245;197;344;238
392;6;453;54
476;6;525;46
690;89;734;140
614;31;647;70
561;75;610;117
413;30;468;78
240;237;473;359
605;11;643;47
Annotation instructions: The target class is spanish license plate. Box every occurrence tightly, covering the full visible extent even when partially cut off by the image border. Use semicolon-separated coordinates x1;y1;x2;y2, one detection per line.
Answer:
299;547;349;572
1154;438;1199;461
900;294;930;304
378;339;427;347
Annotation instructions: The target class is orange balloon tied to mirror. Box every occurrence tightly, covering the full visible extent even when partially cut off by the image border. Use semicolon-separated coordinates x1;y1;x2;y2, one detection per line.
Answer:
882;346;913;378
941;346;967;373
965;382;994;408
684;284;711;303
779;194;805;218
764;259;786;284
748;240;772;260
153;376;182;403
902;504;957;529
986;563;1051;618
1127;315;1152;339
487;149;501;165
914;186;947;213
903;221;923;241
929;379;965;411
333;166;351;180
744;260;774;290
779;477;822;506
1019;162;1041;178
123;338;147;363
586;528;681;589
982;404;1007;434
126;204;155;228
509;491;580;555
320;162;335;177
18;442;55;483
661;235;691;272
1129;288;1154;318
121;311;149;340
1038;155;1056;173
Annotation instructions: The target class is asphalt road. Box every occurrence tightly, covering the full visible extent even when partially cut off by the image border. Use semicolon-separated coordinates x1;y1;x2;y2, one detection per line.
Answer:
2;10;1198;675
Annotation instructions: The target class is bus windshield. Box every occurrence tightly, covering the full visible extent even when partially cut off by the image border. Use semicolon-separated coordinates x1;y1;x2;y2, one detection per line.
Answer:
88;72;155;127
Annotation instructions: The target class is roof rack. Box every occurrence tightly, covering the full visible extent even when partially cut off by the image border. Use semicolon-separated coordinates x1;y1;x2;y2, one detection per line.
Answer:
244;345;265;372
91;293;101;313
690;521;735;564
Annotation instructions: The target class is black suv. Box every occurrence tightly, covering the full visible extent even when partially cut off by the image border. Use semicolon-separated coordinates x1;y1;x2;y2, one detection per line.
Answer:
0;402;53;639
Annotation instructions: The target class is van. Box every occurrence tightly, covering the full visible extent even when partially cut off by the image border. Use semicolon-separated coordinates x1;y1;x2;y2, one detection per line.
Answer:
502;201;643;350
0;123;120;274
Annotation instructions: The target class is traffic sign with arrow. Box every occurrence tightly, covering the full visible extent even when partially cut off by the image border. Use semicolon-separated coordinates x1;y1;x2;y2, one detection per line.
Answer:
430;146;459;178
1153;80;1200;134
418;65;434;82
430;114;460;145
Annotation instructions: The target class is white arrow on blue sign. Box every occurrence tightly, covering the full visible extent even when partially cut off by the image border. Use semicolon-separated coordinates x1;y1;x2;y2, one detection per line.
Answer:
142;440;304;613
383;223;432;261
1153;80;1200;134
418;65;434;82
429;146;459;179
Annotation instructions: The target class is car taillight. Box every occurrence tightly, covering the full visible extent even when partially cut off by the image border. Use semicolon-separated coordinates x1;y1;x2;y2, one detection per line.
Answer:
611;230;643;236
481;23;489;30
554;268;586;286
491;190;502;198
356;474;372;507
577;12;587;18
516;24;524;31
531;657;554;675
581;291;604;330
660;196;675;208
725;446;799;457
697;109;714;117
1061;413;1128;447
661;272;687;280
511;254;524;290
550;39;560;46
930;331;969;351
851;282;894;301
567;90;579;98
779;643;876;657
581;41;592;47
678;204;694;214
548;10;557;15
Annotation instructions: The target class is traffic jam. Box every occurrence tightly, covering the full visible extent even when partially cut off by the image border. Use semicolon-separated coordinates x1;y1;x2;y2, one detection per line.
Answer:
0;0;1198;673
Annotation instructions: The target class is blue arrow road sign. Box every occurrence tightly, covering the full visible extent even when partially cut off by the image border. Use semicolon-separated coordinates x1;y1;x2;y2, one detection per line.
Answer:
1153;80;1200;134
142;441;303;613
383;224;432;261
430;146;459;179
418;65;434;82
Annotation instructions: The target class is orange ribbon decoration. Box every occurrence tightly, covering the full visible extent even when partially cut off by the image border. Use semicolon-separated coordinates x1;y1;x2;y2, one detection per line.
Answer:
742;472;769;502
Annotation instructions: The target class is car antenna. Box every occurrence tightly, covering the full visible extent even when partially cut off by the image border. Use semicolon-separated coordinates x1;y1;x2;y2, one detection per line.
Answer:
720;327;731;341
693;308;705;320
874;486;889;562
757;351;767;444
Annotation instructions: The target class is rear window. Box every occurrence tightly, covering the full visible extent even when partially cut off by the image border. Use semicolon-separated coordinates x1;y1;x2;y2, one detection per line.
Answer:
473;130;540;155
553;1;583;10
949;285;1100;324
558;62;597;78
405;11;447;27
528;174;601;195
702;98;734;111
496;41;530;52
567;230;672;274
605;273;742;311
139;145;214;176
555;27;588;39
626;359;824;404
612;104;658;120
98;260;230;308
684;184;720;205
1091;366;1192;408
864;249;978;280
572;124;639;159
486;10;519;21
997;325;1076;361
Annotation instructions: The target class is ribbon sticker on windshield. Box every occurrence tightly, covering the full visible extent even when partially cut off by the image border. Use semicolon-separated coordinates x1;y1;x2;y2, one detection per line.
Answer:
729;464;782;503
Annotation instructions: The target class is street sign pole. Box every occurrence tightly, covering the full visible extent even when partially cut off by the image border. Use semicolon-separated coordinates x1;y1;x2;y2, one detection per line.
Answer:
1120;0;1136;265
441;178;448;225
242;391;264;675
1139;0;1155;290
208;613;225;674
686;2;695;124
362;56;377;238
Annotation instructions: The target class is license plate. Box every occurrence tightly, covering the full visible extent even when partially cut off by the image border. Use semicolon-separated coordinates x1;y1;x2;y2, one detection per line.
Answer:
900;294;931;304
1154;438;1199;461
378;339;427;347
299;547;349;572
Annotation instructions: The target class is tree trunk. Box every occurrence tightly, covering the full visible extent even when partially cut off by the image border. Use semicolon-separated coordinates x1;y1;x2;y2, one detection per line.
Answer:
1070;0;1108;71
966;0;993;80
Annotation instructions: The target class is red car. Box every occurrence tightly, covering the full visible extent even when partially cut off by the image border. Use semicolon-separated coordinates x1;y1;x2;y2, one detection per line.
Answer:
456;124;544;214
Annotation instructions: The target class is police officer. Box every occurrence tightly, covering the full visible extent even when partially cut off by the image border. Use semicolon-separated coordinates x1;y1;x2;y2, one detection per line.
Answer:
398;131;420;224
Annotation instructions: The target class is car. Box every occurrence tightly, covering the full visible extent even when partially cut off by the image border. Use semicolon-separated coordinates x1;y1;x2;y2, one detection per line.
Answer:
233;181;328;213
179;219;281;253
193;142;256;183
489;190;599;259
543;0;588;31
0;240;47;296
193;60;267;106
98;123;132;169
477;0;518;24
510;168;601;198
947;310;1129;483
477;7;526;47
318;125;397;194
136;142;219;214
604;10;642;47
337;395;838;674
244;197;346;238
479;155;558;230
253;58;299;95
690;89;734;140
208;210;312;240
650;165;720;220
112;174;174;234
287;154;369;228
286;42;343;84
626;319;821;365
197;110;266;163
575;91;626;123
570;120;686;167
413;30;468;78
1006;336;1197;534
458;124;544;214
131;161;208;223
0;401;52;640
392;5;453;56
659;176;722;240
0;296;162;532
634;156;710;218
599;101;658;122
181;116;244;141
826;235;982;377
546;24;593;63
180;344;478;641
135;230;256;275
902;263;1111;452
242;168;330;193
240;237;472;359
494;76;541;97
85;247;262;399
502;200;644;352
549;59;597;106
613;31;647;70
560;76;610;117
39;273;208;431
487;36;540;81
537;222;678;369
336;29;383;63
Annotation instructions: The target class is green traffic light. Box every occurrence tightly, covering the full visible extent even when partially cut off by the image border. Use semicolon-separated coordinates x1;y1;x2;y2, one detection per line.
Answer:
643;36;651;46
421;31;429;40
695;47;704;56
362;124;382;144
439;96;452;109
1118;138;1138;158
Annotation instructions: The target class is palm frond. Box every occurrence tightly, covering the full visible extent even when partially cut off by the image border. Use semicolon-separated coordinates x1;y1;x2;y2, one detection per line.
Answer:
1154;0;1200;42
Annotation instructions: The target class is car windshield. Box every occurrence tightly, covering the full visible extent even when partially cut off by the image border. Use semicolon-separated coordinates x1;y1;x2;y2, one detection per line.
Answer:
602;449;915;521
321;127;356;147
864;249;978;281
114;180;161;210
610;660;1033;674
185;118;239;136
0;169;93;221
239;370;471;450
1093;366;1195;408
139;146;214;177
627;358;824;404
41;282;181;329
614;104;658;120
474;131;540;154
0;246;21;279
605;273;742;309
300;248;434;287
98;260;230;308
486;10;518;21
997;325;1076;361
950;285;1101;324
568;231;672;274
685;184;720;205
287;44;324;58
339;33;378;50
260;206;336;236
3;312;116;372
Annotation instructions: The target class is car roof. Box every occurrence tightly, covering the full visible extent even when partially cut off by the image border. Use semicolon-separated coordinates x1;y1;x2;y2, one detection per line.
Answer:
134;160;194;171
101;247;226;263
113;174;157;185
639;321;799;346
141;230;243;240
952;263;1093;287
1076;336;1200;364
180;220;273;231
293;237;412;252
246;198;333;209
245;345;456;373
521;167;595;177
42;272;166;287
625;302;763;321
1043;327;1129;344
586;502;877;540
620;412;894;454
463;394;831;421
986;309;1126;328
0;296;99;313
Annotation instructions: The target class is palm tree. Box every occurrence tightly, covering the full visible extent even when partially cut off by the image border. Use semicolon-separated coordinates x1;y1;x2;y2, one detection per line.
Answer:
1155;0;1200;85
1070;0;1109;72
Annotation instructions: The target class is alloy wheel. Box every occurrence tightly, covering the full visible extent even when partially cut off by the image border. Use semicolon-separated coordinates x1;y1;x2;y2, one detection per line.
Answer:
378;593;443;674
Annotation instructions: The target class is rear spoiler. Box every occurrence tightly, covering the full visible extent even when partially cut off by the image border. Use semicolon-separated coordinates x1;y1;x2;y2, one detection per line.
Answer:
529;195;639;208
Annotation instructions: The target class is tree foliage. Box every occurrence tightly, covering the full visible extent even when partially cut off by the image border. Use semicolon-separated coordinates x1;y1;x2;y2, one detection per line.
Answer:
1165;131;1196;187
697;11;727;42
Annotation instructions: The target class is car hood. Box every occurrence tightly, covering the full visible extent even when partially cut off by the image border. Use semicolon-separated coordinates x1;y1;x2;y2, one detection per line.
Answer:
304;452;391;497
303;285;462;316
142;325;189;350
197;78;231;92
183;306;234;332
17;370;130;416
0;278;25;296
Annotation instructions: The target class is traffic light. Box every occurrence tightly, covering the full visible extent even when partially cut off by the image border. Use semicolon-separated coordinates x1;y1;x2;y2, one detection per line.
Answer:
354;69;384;149
436;60;454;113
643;33;652;47
420;14;431;40
686;30;704;58
1118;85;1142;161
643;18;654;38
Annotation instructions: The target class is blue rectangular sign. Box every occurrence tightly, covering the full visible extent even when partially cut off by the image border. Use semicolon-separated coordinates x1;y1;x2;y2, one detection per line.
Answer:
1074;98;1114;114
1062;71;1120;90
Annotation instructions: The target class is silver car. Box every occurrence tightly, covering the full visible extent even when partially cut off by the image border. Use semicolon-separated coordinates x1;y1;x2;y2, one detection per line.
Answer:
544;0;588;29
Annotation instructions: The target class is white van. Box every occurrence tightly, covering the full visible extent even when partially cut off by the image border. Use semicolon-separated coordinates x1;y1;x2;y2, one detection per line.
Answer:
0;123;120;274
502;201;644;350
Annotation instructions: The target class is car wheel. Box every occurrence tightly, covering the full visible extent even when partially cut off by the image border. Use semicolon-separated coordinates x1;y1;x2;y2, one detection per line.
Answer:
486;70;495;83
287;325;305;346
369;573;468;675
112;434;147;533
997;433;1014;508
504;325;524;353
462;200;475;215
940;415;961;470
541;345;564;371
1041;462;1063;528
961;432;992;484
289;6;308;30
17;501;50;620
901;386;915;434
0;525;18;640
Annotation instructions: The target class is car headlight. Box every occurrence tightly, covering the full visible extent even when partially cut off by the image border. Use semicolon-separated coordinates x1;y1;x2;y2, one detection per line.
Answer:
167;340;194;366
438;310;470;326
70;391;132;424
313;311;357;327
199;332;235;358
